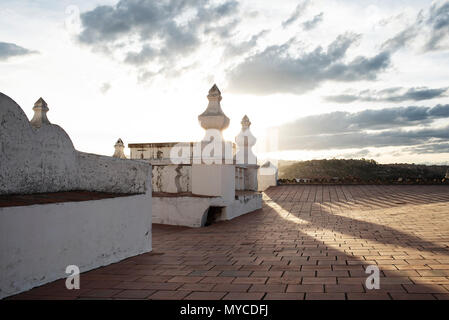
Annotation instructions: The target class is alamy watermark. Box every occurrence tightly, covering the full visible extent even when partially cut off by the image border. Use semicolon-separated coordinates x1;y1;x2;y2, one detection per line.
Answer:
365;265;380;290
65;265;80;290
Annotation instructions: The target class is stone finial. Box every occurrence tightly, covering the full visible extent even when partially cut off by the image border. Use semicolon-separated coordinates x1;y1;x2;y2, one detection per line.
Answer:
30;97;50;128
235;115;257;165
113;138;127;159
198;84;230;132
241;115;251;130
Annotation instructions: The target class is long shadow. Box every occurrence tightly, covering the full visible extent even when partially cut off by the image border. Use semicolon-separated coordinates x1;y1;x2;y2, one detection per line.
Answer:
266;185;449;256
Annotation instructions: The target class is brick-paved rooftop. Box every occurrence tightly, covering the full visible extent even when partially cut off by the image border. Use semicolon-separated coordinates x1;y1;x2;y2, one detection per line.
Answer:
8;185;449;300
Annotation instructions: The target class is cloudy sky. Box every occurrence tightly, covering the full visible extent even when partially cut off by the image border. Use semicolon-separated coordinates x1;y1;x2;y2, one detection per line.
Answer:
1;0;449;164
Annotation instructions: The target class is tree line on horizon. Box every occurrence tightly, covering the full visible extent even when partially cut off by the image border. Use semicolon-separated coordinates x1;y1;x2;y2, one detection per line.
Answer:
278;159;449;185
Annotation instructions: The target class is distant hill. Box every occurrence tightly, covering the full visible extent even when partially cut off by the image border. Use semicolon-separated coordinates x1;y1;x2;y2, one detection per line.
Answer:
278;159;449;184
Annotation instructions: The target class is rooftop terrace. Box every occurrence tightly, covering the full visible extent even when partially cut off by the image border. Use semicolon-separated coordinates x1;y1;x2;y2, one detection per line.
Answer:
8;185;449;300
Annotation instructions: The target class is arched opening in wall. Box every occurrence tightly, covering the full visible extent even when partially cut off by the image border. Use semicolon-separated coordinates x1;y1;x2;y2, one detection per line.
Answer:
204;206;224;226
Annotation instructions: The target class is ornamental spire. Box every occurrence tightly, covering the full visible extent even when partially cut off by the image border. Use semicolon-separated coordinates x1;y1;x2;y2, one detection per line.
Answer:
198;84;230;132
235;115;257;165
113;138;127;159
30;97;50;128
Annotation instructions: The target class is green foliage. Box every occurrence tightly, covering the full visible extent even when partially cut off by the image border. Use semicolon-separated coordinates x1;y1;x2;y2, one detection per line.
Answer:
278;159;448;184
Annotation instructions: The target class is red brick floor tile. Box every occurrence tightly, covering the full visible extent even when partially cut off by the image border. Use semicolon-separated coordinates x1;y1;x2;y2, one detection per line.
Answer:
302;277;337;285
143;282;182;290
264;293;305;300
148;290;191;300
266;277;302;285
211;284;251;292
434;293;449;300
178;283;216;291
286;284;324;293
184;291;227;300
79;289;123;298
220;270;252;277
114;289;156;299
139;275;173;282
223;292;265;300
232;277;267;284
325;284;364;293
167;276;204;284
305;293;346;300
112;281;149;290
403;284;448;293
200;277;235;284
249;284;286;293
347;292;391;300
390;293;437;300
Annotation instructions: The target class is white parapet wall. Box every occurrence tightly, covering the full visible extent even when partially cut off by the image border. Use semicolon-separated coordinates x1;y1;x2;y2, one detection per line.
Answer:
152;192;262;228
0;92;153;299
152;164;191;193
258;161;279;191
152;196;213;227
224;192;263;221
191;164;236;203
0;193;151;299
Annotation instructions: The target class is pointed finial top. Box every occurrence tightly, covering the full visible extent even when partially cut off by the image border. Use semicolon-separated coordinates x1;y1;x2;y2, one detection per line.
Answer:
241;115;251;129
198;84;229;132
30;97;50;127
34;97;48;110
113;138;126;159
209;84;220;95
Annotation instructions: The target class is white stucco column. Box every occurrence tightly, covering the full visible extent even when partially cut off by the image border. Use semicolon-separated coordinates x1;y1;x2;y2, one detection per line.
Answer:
235;115;259;191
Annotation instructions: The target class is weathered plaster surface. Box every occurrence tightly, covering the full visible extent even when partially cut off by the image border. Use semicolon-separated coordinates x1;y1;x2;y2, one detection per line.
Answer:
0;93;78;194
152;193;261;228
224;193;262;220
152;196;213;227
152;164;191;193
77;152;149;194
0;92;150;195
191;164;235;203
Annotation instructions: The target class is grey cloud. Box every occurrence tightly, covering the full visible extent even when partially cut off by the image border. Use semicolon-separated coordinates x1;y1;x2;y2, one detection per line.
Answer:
325;87;448;103
336;149;371;159
382;1;449;52
282;0;310;28
0;42;37;61
279;104;449;137
302;12;323;30
77;0;240;77
227;33;391;95
425;1;449;51
406;143;449;154
274;104;449;151
381;24;419;52
223;30;267;58
278;124;449;151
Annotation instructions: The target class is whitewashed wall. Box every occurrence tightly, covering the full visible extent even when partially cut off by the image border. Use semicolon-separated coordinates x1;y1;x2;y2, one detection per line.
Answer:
0;92;153;299
152;196;211;227
0;92;150;195
0;193;152;299
152;165;191;193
